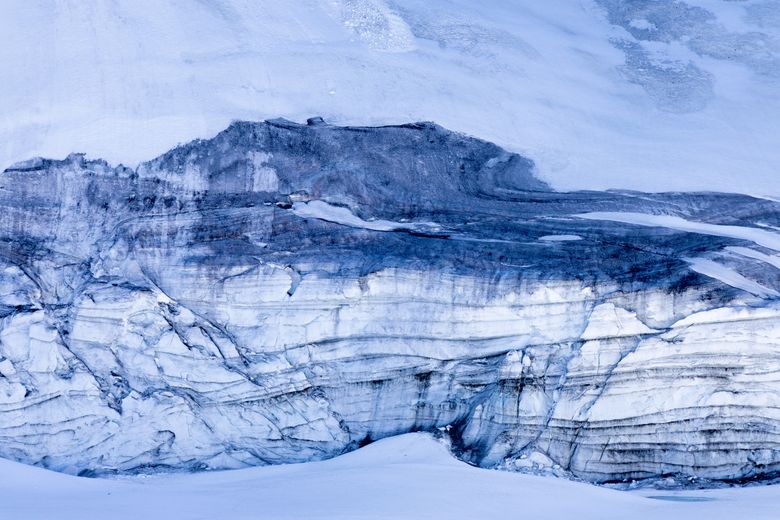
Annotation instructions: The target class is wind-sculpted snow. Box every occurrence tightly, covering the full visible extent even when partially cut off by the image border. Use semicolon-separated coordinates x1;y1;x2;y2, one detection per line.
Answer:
1;119;779;484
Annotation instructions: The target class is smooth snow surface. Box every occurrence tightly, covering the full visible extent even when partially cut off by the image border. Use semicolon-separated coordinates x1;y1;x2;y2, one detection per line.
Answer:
293;200;408;231
292;200;440;232
538;234;583;242
1;434;779;520
727;246;780;270
2;1;780;197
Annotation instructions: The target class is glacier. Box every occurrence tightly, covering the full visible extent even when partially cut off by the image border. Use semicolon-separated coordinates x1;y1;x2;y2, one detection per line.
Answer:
1;118;779;484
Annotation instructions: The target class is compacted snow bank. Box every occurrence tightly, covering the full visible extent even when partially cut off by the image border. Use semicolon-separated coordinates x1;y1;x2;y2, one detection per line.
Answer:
1;433;778;520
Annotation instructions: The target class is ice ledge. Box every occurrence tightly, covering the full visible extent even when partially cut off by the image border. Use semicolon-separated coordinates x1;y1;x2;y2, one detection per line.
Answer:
0;119;779;484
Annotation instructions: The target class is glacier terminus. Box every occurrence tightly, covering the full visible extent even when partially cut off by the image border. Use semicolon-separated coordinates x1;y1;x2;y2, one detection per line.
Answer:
1;118;779;485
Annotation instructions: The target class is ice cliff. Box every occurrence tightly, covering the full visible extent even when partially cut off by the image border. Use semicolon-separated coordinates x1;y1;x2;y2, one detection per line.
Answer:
1;118;779;483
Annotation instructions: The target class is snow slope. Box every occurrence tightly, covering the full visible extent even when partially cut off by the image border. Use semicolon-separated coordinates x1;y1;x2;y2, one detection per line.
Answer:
1;433;778;520
2;0;779;197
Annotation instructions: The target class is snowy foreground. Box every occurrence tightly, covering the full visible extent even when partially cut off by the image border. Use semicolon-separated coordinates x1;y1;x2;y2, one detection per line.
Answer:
1;434;778;520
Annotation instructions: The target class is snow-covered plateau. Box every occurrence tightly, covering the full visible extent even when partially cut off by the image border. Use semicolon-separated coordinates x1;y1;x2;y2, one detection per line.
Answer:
1;118;779;486
3;433;780;520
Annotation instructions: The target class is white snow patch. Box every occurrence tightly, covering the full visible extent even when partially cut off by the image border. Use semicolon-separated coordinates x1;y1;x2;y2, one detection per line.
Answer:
538;234;583;242
581;303;658;341
576;212;780;252
292;200;441;232
671;303;780;328
684;257;779;298
756;221;780;231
